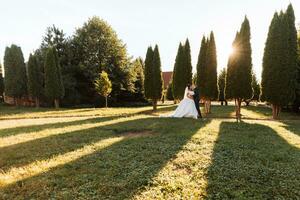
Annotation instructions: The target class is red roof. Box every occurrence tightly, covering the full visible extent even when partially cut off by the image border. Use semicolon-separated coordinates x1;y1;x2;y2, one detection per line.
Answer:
162;71;173;89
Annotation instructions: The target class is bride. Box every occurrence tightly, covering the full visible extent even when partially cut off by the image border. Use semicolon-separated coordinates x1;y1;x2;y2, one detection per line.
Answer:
164;84;199;119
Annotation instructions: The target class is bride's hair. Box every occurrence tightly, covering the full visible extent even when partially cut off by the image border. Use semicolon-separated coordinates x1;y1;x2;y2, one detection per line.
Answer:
187;84;191;90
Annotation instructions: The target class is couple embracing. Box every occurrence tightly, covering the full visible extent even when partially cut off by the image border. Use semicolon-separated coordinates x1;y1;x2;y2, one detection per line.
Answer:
166;84;202;119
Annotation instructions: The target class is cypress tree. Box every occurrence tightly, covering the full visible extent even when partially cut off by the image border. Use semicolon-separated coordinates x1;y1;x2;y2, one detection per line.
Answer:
218;68;227;105
4;44;27;106
203;32;218;113
196;36;208;99
144;45;163;110
172;43;186;101
144;46;154;100
27;54;43;107
225;17;253;121
0;64;4;100
44;47;65;108
183;39;193;85
261;5;298;119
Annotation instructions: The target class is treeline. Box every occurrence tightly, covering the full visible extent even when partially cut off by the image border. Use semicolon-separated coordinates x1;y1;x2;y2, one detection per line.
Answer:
165;4;299;120
0;17;146;108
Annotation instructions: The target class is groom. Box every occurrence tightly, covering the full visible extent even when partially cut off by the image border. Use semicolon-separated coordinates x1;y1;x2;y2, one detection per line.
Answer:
192;85;202;118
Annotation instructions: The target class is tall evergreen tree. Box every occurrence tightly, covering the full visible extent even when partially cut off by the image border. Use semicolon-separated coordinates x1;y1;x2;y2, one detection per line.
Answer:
172;43;186;101
4;44;27;105
204;32;218;113
196;36;208;99
225;17;253;121
144;45;163;110
183;39;193;85
294;30;300;112
261;4;298;118
218;68;227;105
144;46;154;100
27;53;43;107
44;47;65;108
0;63;4;100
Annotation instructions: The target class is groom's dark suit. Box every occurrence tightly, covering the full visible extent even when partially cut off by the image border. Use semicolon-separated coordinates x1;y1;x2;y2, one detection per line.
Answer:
193;87;202;118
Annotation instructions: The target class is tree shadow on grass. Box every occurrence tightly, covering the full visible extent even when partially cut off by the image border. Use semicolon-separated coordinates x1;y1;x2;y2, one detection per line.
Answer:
0;117;209;199
280;121;300;136
0;115;144;171
206;121;300;199
0;105;177;138
0;116;118;138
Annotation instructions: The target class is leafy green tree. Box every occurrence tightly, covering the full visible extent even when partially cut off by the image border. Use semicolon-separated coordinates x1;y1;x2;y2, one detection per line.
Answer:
261;5;298;118
0;63;4;100
72;17;134;101
226;17;253;121
4;44;27;105
172;43;186;101
144;45;163;110
95;71;112;108
27;54;43;107
44;47;65;108
218;68;227;105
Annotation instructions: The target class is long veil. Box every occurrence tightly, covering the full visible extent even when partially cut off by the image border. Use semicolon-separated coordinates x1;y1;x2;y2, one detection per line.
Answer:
183;87;188;99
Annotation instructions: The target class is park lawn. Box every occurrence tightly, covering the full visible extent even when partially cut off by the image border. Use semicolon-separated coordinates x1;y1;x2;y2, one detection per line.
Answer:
0;104;299;199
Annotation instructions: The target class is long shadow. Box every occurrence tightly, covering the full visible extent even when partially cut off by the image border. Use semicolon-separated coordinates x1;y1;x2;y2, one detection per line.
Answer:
0;116;137;171
0;105;177;138
0;117;210;199
0;116;119;138
206;121;300;199
280;121;300;137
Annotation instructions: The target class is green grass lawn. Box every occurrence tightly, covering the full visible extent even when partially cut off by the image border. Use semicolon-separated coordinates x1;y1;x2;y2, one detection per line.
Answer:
0;103;299;199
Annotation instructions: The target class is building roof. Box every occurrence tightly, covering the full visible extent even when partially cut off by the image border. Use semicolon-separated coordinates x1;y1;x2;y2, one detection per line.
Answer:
162;71;173;89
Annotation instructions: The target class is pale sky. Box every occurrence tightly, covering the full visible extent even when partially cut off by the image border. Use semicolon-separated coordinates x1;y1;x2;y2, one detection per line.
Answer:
1;0;299;79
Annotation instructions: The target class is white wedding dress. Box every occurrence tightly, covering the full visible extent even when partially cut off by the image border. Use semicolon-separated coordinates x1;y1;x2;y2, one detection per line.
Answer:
165;87;199;119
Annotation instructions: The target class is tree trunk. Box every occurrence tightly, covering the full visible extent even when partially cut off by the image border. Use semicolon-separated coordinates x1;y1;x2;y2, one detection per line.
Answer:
225;100;228;106
35;97;40;108
272;104;280;119
235;98;242;122
105;96;108;108
153;99;157;111
54;99;60;109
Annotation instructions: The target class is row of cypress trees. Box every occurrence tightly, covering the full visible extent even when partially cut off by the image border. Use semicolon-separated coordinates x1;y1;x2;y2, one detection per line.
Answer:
261;4;298;119
144;45;163;110
3;45;64;108
172;39;193;101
